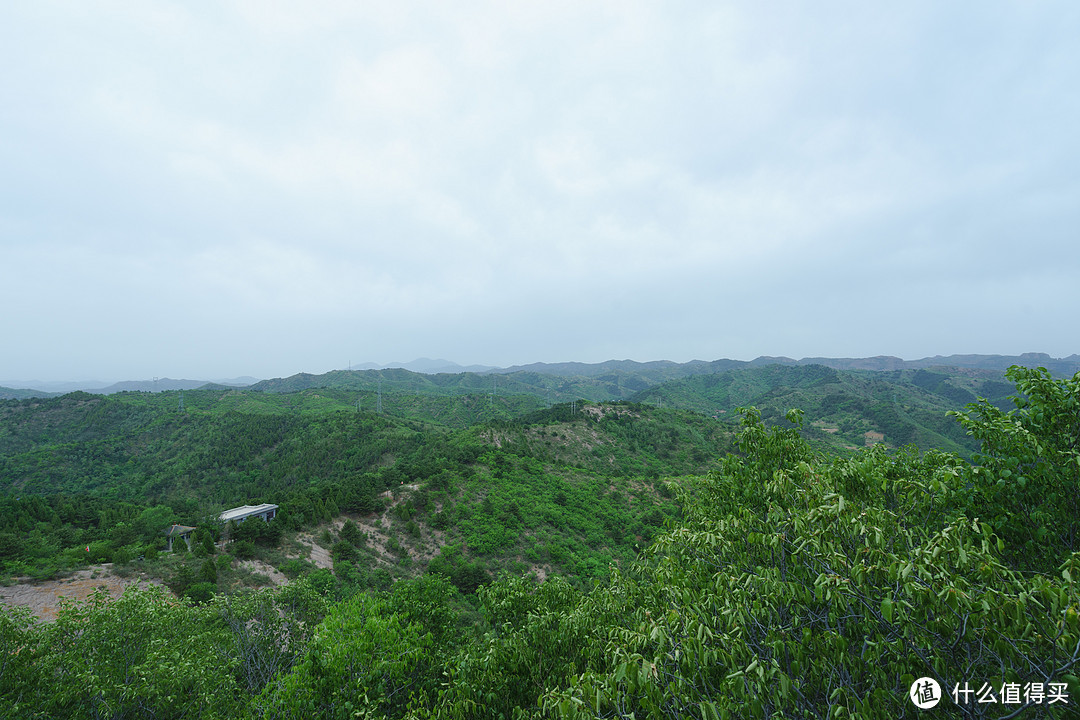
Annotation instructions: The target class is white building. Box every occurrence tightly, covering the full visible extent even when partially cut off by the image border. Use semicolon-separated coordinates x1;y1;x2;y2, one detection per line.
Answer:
220;503;278;524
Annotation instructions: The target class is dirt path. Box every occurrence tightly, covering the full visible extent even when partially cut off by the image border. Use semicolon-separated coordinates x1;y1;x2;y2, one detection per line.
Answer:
0;566;169;622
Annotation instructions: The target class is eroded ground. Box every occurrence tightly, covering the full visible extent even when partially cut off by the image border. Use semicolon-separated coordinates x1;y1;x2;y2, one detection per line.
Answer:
0;566;168;622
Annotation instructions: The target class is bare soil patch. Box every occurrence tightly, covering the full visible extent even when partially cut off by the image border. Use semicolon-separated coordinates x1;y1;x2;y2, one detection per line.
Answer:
0;566;169;622
295;532;334;570
811;420;840;434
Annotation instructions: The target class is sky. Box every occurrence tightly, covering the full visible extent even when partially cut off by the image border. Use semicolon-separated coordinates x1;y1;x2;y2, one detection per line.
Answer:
2;2;1078;383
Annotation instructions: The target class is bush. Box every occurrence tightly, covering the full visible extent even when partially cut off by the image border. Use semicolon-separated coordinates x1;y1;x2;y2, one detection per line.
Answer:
385;536;405;556
232;540;256;560
278;558;307;579
184;582;215;604
331;541;358;563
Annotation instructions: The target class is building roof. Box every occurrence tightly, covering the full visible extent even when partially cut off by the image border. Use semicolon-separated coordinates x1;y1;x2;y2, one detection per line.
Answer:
165;524;196;536
219;503;279;523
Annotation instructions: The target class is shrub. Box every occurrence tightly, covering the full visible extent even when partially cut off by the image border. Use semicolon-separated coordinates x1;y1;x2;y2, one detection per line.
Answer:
233;540;256;560
184;582;215;605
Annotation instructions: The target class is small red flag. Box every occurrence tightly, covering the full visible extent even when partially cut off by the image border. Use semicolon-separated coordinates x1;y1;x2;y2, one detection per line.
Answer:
86;545;90;553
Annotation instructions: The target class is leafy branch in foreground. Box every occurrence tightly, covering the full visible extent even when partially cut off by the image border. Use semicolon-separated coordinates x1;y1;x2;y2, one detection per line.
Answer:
542;407;1080;719
950;365;1080;573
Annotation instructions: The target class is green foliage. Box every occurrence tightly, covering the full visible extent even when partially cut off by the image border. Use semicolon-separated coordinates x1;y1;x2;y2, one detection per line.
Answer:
35;585;243;719
628;364;993;455
428;544;491;595
254;592;436;719
951;366;1080;572
339;519;365;547
200;557;218;584
233;518;283;548
6;363;1080;719
0;604;43;716
435;575;611;720
232;540;257;560
215;581;329;697
1;362;1001;585
185;581;216;604
542;409;1080;719
330;540;359;565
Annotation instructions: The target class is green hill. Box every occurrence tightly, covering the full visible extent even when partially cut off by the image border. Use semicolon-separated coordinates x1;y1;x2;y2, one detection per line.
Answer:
627;364;1018;455
0;361;1033;588
0;386;61;401
4;366;1078;720
0;389;697;586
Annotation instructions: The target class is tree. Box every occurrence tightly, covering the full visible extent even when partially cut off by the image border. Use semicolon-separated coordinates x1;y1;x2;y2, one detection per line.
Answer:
543;408;1080;719
134;505;175;542
339;519;365;547
37;585;242;719
0;604;43;714
199;557;218;585
214;582;327;696
435;574;611;720
254;593;435;719
950;365;1080;572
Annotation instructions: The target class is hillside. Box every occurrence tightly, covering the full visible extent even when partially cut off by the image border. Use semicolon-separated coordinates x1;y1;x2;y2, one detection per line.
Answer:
627;364;1017;455
0;388;700;587
0;359;1044;590
0;386;62;401
496;352;1080;379
3;365;1077;719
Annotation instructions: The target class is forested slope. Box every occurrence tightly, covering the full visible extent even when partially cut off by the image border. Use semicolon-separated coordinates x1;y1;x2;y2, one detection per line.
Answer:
0;390;701;585
0;363;1044;585
2;366;1077;718
630;364;1019;455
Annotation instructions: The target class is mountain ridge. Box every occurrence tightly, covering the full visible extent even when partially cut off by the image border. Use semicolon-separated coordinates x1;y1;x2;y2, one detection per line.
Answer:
3;353;1076;400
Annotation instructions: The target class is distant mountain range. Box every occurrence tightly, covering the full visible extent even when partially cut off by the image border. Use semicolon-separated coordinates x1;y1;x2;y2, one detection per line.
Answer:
351;358;499;374
2;353;1077;400
0;377;259;399
495;353;1080;377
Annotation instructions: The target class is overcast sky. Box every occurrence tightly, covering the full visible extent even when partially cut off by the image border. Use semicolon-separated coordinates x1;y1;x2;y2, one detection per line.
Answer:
2;2;1078;382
